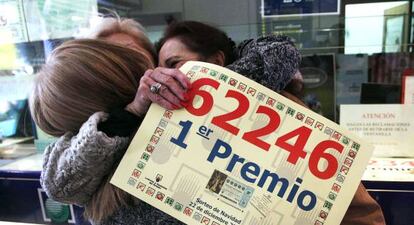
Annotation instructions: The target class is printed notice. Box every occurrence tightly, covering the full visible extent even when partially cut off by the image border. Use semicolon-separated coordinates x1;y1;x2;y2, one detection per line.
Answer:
402;76;414;104
363;158;414;182
340;104;414;157
0;0;28;44
112;61;373;225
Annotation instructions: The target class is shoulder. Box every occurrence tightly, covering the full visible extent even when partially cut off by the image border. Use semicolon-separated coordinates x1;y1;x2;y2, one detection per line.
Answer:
236;34;298;57
40;111;130;206
280;91;307;108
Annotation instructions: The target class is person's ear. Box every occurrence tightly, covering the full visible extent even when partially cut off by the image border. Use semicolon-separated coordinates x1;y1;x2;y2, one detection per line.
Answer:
208;51;225;66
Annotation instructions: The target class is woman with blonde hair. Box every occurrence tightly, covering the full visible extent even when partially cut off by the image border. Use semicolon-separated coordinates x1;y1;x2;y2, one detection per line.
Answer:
84;16;157;63
32;39;189;224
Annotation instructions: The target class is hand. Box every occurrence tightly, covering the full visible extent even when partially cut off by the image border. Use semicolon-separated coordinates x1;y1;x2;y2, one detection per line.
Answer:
125;67;191;116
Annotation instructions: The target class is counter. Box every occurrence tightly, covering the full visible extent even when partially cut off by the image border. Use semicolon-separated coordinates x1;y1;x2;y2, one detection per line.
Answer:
362;157;414;225
1;147;413;225
0;145;88;225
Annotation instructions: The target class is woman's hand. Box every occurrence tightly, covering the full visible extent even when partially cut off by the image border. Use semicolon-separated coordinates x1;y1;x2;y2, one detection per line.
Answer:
125;67;191;116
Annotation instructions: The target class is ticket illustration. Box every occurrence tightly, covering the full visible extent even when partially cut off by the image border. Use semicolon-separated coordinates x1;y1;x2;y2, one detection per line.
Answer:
111;61;373;225
206;170;254;208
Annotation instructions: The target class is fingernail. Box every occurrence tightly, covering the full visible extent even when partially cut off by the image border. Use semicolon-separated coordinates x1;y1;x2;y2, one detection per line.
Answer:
182;93;190;101
173;104;182;110
180;101;189;107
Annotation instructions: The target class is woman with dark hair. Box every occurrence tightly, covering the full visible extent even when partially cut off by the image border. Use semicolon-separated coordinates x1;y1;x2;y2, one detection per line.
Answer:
156;20;300;93
156;20;237;67
155;20;385;225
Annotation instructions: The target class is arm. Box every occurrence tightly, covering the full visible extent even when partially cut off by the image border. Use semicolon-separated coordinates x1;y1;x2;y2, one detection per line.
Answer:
41;67;189;206
40;112;130;206
227;35;301;92
340;183;386;225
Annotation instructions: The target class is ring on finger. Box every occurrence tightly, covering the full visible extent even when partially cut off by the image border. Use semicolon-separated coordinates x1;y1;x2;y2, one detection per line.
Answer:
150;82;162;94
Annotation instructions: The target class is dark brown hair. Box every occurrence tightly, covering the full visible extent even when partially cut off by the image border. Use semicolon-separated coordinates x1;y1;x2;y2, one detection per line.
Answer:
88;17;157;63
156;21;237;65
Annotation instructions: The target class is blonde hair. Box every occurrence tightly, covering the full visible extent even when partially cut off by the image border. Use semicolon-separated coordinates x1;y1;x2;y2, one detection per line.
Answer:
30;39;154;136
30;39;154;222
87;17;157;63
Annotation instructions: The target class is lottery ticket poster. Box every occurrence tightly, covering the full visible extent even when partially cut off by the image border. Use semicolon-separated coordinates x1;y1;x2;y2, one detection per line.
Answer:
401;70;414;104
111;61;373;225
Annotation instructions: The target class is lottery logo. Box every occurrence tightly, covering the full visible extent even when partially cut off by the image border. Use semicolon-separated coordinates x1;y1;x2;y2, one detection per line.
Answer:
131;169;141;178
201;216;210;224
315;220;324;225
163;110;173;119
340;165;349;175
174;202;183;211
154;127;164;136
286;107;295;116
150;135;160;145
348;150;357;159
228;78;238;86
191;65;200;71
324;127;333;136
336;174;345;183
332;131;342;141
256;93;266;101
342;136;350;145
137;161;145;170
209;70;218;77
146;187;155;196
352;142;360;151
136;182;146;191
127;177;137;186
344;157;353;167
158;119;168;129
319;210;328;220
247;87;256;96
305;117;315;126
315;122;324;131
146;144;155;153
266;97;276;107
192;212;202;221
155;192;165;201
237;83;247;92
328;192;337;201
295;112;305;121
323;200;333;210
183;207;193;216
219;74;228;82
141;152;150;161
276;102;285;111
331;183;341;193
165;197;174;206
186;71;195;78
200;67;209;73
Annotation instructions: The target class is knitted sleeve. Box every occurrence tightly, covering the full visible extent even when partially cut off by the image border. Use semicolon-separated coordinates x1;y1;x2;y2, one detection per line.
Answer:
40;112;130;206
226;35;301;92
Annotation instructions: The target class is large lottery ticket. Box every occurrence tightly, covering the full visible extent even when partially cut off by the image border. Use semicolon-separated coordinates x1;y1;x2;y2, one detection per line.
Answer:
111;61;373;225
